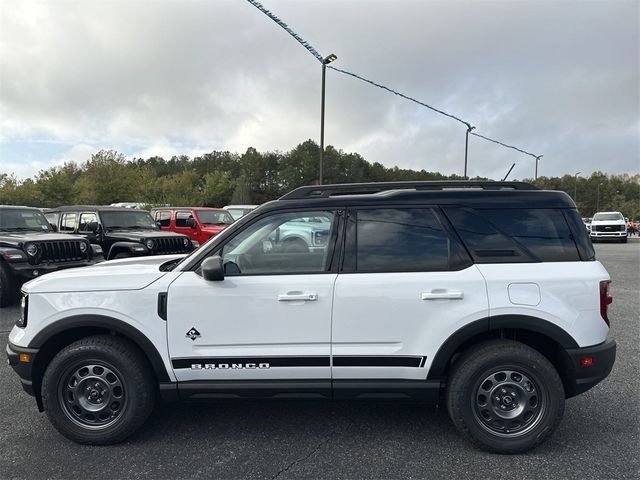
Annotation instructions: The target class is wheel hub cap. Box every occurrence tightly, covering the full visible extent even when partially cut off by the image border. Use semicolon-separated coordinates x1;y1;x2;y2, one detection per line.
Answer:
58;363;126;430
474;369;545;437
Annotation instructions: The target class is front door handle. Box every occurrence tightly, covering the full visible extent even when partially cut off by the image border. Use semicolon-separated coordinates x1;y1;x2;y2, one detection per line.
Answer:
278;293;318;302
421;290;464;300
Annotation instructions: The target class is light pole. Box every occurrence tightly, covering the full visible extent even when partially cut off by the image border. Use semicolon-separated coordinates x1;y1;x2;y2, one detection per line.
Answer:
319;53;337;185
596;182;603;211
574;171;581;204
463;125;475;179
534;155;543;181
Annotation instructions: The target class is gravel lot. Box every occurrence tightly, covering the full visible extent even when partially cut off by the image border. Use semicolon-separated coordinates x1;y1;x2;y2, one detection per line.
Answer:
1;241;638;480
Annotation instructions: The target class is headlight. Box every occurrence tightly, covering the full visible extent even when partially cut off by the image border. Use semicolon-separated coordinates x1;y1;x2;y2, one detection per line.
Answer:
25;243;38;257
145;239;155;249
79;242;88;252
183;238;189;247
16;295;28;328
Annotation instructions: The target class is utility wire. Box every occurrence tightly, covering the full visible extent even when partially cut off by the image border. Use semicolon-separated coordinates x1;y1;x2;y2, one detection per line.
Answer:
470;131;539;158
245;0;543;164
328;66;473;130
245;0;324;64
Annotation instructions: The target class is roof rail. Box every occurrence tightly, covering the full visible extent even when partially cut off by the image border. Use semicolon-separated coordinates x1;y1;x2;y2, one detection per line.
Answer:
280;181;539;200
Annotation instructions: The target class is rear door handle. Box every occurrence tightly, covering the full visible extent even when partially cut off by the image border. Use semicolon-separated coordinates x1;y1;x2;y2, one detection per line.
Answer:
421;290;464;300
278;293;318;302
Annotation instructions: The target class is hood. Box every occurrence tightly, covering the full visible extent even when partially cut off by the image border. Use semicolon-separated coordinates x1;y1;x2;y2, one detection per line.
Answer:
22;254;186;294
201;224;229;233
105;229;189;241
591;219;625;225
0;231;87;247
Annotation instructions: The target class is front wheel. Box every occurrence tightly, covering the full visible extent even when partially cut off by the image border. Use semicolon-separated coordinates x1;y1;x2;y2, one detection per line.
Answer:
446;340;565;453
42;335;155;445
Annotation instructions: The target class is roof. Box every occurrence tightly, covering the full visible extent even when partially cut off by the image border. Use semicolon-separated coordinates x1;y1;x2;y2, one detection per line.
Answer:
45;205;151;212
150;207;228;211
0;205;40;210
261;181;575;211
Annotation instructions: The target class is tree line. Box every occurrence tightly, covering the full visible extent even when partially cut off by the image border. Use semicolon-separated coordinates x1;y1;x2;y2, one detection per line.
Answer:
1;139;638;218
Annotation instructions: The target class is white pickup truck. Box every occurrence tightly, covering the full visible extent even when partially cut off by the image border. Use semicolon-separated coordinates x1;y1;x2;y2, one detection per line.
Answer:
590;211;627;243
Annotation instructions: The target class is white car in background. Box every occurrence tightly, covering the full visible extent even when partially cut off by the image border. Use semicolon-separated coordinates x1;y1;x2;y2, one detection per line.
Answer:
223;204;258;221
590;211;627;243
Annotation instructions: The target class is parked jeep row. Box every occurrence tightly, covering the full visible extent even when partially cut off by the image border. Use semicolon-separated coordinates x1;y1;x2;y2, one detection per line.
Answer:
44;206;198;260
0;206;101;306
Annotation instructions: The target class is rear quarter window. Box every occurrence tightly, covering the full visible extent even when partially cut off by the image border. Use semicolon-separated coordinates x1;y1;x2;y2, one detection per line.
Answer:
444;207;580;263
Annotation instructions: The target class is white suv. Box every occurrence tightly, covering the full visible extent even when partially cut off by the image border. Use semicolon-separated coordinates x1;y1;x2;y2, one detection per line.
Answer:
590;211;628;243
7;181;616;453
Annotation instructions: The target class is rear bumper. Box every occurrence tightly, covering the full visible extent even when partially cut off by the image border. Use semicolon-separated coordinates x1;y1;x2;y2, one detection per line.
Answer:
564;338;616;397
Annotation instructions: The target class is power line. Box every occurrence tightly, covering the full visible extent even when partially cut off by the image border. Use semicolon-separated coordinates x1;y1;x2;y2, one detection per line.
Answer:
328;66;473;130
245;0;544;175
245;0;324;64
469;131;539;159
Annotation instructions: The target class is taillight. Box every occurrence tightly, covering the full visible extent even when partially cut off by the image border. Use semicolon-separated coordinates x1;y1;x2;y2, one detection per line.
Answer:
599;280;613;326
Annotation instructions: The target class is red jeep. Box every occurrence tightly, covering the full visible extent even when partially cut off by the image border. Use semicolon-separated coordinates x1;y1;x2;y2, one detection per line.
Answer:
151;207;235;245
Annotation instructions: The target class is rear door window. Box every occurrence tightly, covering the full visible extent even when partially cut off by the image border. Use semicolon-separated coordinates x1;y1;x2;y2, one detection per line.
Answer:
353;208;470;272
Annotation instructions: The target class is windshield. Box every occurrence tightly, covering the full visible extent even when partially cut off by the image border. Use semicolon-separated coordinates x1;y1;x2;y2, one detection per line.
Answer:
196;210;235;225
593;213;623;221
100;210;158;229
0;208;50;232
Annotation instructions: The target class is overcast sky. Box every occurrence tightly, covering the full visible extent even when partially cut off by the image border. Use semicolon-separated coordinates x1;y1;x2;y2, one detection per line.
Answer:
1;0;638;181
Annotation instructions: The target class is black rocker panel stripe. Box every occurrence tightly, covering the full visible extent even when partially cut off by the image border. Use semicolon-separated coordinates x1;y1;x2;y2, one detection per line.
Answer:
172;356;329;369
172;356;426;369
334;356;425;367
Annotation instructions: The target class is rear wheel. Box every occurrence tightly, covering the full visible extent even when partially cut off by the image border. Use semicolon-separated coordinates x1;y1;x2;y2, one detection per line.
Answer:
446;339;565;453
42;335;155;445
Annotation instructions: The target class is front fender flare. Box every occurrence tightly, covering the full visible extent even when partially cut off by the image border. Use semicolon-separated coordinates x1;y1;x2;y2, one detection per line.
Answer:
29;314;170;382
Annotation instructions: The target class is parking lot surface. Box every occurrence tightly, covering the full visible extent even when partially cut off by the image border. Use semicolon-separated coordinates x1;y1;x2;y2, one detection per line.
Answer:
1;241;638;480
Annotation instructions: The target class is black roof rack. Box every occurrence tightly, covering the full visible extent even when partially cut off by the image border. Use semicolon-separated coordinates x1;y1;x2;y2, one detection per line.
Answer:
280;181;539;200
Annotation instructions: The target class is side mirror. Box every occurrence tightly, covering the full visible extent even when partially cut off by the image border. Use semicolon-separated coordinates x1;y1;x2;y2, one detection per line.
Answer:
201;255;224;281
156;221;163;228
49;223;58;232
87;222;101;233
186;217;196;229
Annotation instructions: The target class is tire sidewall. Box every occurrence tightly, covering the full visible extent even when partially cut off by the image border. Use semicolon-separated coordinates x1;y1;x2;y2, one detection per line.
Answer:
449;343;565;453
42;341;153;444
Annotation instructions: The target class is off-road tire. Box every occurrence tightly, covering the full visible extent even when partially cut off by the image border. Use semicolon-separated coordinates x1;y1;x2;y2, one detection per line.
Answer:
446;339;565;454
0;262;19;307
42;335;155;445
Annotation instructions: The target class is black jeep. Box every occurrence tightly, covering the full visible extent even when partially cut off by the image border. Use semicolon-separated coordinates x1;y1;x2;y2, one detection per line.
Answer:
0;205;99;306
44;206;196;260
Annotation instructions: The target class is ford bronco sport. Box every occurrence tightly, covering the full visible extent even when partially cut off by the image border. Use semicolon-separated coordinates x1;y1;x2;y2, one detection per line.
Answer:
7;182;616;453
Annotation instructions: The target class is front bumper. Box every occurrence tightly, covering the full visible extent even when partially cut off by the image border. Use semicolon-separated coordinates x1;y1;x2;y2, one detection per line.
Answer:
590;232;627;239
564;338;616;397
6;340;39;397
6;259;100;282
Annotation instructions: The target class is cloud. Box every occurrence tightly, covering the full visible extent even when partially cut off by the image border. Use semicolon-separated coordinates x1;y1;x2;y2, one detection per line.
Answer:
1;0;638;181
